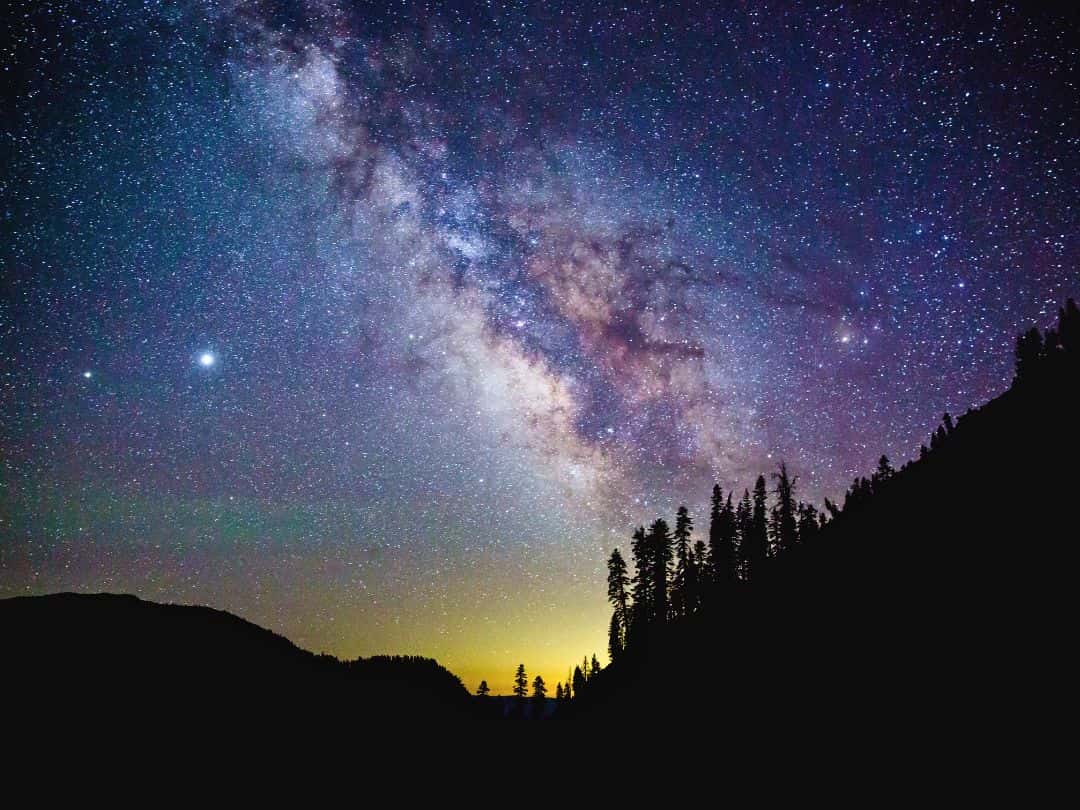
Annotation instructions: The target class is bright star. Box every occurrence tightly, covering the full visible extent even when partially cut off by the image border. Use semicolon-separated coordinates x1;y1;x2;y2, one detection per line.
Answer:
82;371;92;379
198;352;216;367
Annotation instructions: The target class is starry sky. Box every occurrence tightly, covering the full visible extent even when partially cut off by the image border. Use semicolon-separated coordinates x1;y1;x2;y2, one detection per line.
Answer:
2;1;1077;693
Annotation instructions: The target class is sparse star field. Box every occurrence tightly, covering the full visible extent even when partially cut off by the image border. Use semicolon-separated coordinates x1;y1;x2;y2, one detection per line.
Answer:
2;1;1077;693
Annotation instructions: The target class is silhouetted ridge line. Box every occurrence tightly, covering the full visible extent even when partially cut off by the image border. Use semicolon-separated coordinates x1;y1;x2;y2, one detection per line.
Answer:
1;591;482;733
576;297;1079;737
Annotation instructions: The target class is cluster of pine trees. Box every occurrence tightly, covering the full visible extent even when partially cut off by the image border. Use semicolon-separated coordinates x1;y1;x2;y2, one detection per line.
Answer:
475;655;602;706
605;299;1080;663
473;300;1079;712
1014;298;1079;382
605;463;817;662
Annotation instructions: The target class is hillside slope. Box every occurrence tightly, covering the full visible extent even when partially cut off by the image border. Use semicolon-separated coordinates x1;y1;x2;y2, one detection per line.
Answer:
1;591;479;732
565;319;1078;750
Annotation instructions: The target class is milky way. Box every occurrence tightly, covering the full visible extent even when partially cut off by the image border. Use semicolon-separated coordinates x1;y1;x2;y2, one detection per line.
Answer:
2;1;1077;692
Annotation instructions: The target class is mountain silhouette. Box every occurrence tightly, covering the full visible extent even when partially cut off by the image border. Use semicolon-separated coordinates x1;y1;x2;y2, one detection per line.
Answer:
565;308;1078;765
2;591;482;736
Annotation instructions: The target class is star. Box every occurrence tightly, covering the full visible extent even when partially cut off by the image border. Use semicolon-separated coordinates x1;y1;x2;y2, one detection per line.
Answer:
198;352;216;368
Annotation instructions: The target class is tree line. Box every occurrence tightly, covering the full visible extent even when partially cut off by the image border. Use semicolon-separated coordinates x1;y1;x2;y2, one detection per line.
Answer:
470;298;1079;711
605;297;1080;662
474;654;603;708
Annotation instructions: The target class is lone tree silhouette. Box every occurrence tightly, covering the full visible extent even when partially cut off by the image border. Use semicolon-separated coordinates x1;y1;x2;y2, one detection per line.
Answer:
476;680;490;697
531;675;547;709
513;664;528;703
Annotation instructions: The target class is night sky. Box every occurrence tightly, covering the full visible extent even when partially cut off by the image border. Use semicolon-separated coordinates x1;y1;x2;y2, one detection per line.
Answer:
2;1;1077;692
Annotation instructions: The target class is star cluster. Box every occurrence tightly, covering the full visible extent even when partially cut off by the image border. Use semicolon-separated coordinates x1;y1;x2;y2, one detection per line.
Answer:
2;1;1077;692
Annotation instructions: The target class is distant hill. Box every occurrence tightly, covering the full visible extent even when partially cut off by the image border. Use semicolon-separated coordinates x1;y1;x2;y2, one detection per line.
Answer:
1;591;479;733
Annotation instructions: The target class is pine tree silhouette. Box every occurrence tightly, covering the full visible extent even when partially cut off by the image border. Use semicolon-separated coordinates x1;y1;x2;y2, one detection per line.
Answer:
608;610;624;662
770;462;799;555
648;518;673;623
572;665;587;698
689;538;707;612
749;476;769;574
1059;298;1079;354
709;486;738;588
476;680;490;697
736;489;753;580
797;502;820;544
531;675;547;712
873;455;895;486
708;484;724;582
513;664;528;705
629;525;652;643
1015;327;1044;383
607;548;630;652
671;506;693;619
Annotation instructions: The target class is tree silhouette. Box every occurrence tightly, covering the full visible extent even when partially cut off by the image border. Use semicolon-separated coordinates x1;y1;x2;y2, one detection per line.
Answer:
1015;327;1044;383
770;462;799;555
797;502;820;544
873;455;895;486
629;525;652;642
671;506;693;619
513;664;528;704
707;484;724;581
1060;298;1079;353
531;675;547;710
590;654;601;680
748;476;769;574
689;538;707;612
555;682;563;701
648;518;673;622
476;680;490;697
572;665;587;698
736;489;753;580
709;486;737;588
608;610;624;663
843;476;873;512
606;548;630;652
